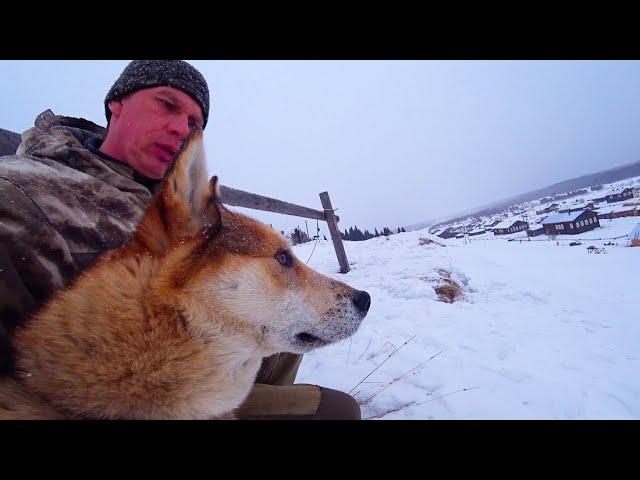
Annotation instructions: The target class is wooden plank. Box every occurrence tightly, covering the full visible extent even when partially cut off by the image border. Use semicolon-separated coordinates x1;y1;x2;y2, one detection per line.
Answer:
220;185;333;222
319;191;350;274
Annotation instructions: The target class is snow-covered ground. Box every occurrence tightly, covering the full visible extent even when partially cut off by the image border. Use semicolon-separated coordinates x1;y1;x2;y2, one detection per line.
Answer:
294;219;640;419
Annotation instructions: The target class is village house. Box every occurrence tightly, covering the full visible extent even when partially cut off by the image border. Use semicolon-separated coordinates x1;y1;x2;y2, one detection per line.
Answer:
541;210;600;235
612;206;639;218
438;228;459;239
597;205;640;220
527;226;545;237
560;202;596;213
468;229;487;236
483;219;501;230
493;218;529;236
606;188;634;203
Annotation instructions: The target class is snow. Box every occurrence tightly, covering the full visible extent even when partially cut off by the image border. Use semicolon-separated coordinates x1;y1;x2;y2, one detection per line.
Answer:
293;220;640;419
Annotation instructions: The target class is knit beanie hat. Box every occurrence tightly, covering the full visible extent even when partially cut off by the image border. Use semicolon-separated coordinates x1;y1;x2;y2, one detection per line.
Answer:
104;60;210;129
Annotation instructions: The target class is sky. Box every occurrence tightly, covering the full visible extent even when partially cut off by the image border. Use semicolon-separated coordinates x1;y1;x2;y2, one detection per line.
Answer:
2;60;640;237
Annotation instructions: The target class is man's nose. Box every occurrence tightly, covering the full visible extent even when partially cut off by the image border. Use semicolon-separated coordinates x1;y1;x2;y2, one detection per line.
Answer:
166;115;191;139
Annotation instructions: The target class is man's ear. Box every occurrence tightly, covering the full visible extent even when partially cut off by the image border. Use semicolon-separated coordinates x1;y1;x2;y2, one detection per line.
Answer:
107;99;123;120
134;129;222;254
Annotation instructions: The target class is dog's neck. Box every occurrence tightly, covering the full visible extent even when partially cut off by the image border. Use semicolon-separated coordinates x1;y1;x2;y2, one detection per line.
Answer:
13;253;265;419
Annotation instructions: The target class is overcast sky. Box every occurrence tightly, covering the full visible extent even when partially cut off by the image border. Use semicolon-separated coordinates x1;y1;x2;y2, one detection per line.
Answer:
2;60;640;237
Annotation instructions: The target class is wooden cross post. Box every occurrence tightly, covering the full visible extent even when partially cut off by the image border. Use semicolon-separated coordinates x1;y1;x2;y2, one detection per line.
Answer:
319;191;350;274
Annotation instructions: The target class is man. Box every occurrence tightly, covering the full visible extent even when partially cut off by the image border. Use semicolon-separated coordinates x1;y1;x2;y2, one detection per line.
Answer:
0;60;360;420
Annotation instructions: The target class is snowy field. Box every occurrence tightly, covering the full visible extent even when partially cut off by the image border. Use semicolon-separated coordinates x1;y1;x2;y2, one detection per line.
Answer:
294;219;640;419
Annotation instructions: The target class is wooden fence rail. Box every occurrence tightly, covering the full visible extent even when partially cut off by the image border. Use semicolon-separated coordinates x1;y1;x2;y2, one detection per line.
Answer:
1;128;351;273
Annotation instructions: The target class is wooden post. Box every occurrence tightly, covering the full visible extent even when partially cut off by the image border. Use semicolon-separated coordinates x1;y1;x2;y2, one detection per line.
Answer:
319;191;350;274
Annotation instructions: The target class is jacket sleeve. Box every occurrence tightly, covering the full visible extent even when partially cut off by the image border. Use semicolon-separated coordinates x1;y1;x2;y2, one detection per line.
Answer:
0;243;37;373
0;176;78;372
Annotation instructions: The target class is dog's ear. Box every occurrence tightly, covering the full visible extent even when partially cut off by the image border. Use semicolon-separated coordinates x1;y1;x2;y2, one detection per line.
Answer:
134;129;222;254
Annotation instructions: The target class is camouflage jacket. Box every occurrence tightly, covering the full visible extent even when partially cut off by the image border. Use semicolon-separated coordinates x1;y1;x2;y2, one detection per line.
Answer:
0;110;159;370
0;110;300;383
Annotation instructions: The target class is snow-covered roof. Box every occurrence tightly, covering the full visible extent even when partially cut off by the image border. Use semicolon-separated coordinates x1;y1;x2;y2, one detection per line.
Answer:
597;205;638;215
493;218;525;229
541;211;591;225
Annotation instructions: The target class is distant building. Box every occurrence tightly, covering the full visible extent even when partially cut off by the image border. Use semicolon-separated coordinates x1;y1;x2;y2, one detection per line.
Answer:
483;220;501;230
597;205;640;220
468;229;486;236
541;210;600;235
493;219;529;236
536;204;560;215
527;226;545;237
606;188;634;203
633;187;639;199
559;203;595;214
438;228;458;239
612;206;639;218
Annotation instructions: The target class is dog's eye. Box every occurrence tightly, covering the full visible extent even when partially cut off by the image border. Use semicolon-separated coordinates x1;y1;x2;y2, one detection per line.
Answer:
275;250;293;268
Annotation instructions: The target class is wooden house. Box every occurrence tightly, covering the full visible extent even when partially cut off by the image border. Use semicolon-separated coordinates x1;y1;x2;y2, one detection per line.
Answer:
438;228;459;239
606;188;634;203
493;219;529;236
527;226;545;237
541;210;600;235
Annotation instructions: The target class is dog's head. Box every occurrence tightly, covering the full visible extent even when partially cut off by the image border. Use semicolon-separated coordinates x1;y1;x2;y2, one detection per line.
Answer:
134;129;370;355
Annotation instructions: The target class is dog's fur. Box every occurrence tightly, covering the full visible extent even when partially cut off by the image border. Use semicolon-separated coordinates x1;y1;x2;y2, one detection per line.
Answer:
0;129;368;419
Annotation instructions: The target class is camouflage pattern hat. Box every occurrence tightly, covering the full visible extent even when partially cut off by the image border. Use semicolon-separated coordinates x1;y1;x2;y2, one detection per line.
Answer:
104;60;210;129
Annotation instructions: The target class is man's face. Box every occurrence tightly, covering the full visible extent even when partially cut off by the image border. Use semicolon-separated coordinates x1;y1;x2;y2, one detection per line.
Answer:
105;86;205;179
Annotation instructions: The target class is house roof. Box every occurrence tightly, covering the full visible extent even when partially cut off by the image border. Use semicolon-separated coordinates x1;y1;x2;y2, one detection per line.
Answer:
597;205;638;215
493;218;526;229
541;210;593;225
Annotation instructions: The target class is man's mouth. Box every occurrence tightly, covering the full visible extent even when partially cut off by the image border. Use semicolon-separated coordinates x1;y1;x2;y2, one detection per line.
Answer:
154;144;178;162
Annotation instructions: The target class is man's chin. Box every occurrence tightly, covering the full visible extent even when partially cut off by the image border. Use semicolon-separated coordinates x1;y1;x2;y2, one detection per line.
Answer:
138;157;171;180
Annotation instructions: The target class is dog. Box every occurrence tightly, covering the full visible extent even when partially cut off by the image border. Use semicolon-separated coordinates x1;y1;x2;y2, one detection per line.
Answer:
0;129;370;419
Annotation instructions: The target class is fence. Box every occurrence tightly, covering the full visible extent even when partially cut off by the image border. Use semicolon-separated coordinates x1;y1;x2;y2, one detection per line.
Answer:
0;128;351;273
219;186;350;273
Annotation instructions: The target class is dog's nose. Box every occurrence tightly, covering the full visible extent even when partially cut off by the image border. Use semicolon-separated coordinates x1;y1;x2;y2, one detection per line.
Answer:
352;290;371;313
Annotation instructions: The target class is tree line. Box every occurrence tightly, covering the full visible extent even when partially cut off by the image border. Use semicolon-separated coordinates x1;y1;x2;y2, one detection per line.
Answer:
287;225;407;245
340;225;406;241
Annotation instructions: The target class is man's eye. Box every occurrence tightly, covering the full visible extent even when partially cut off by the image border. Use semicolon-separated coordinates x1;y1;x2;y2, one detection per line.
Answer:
160;100;175;111
275;251;293;267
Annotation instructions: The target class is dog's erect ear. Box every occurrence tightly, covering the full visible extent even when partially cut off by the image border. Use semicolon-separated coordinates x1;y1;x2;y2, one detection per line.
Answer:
134;129;222;253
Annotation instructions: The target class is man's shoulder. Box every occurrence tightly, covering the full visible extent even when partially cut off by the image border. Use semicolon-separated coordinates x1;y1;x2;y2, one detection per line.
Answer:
0;153;91;182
